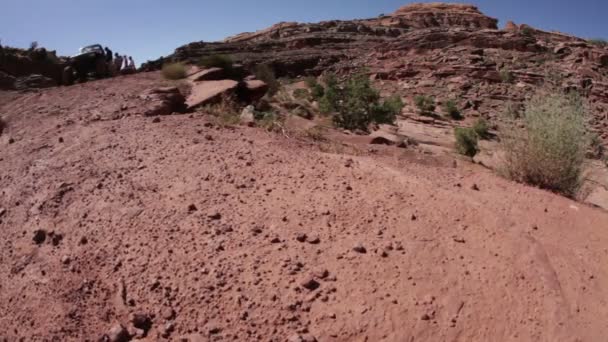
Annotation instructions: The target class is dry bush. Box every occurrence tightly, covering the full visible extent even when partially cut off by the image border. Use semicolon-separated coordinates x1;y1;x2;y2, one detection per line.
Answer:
203;95;241;126
501;89;588;197
454;127;479;157
303;126;328;141
161;63;187;80
199;55;233;70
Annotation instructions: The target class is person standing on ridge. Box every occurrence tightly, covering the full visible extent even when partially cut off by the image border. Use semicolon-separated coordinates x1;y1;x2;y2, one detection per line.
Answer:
113;53;123;75
127;56;135;71
104;47;113;63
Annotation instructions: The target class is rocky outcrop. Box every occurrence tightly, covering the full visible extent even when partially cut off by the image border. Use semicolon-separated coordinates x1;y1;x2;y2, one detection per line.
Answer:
140;86;186;116
386;3;498;29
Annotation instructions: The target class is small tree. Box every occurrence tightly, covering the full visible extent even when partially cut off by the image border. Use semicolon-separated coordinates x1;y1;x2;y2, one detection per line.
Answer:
414;95;436;116
501;89;588;197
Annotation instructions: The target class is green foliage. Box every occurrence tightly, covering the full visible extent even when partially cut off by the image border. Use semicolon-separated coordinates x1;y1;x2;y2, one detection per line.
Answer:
161;63;187;80
454;127;479;157
588;38;608;47
500;68;514;83
443;99;461;119
293;88;310;100
198;54;233;70
501;90;588;197
255;111;284;132
520;26;534;37
332;74;403;130
305;77;325;99
414;95;436;116
304;126;328;141
473;118;490;139
318;83;339;114
254;64;280;96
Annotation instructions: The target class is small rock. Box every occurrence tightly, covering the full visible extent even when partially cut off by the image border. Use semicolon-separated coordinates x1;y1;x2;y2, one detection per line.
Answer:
32;229;47;245
471;184;480;191
421;313;431;321
296;233;307;243
353;243;367;254
107;323;129;342
161;307;175;320
208;212;222;220
188;204;198;212
300;276;321;291
152;117;161;123
61;255;71;264
0;208;6;217
79;236;88;245
161;322;175;338
206;322;222;334
453;237;466;244
270;237;281;244
313;269;329;279
307;235;320;244
129;312;152;333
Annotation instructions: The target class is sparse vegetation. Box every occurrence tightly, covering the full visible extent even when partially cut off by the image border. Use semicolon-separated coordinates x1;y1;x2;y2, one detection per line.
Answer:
203;95;240;126
454;127;479;157
588;38;608;47
305;77;325;99
520;26;534;37
161;63;187;80
199;54;233;70
501;89;588;197
304;126;328;141
443;99;461;119
473;118;490;139
588;132;605;159
293;88;310;100
254;64;280;96
499;68;514;83
255;111;284;132
414;95;436;116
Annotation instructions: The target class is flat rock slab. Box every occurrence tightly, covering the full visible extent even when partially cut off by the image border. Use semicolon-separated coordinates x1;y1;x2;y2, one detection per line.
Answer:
188;67;225;82
186;80;239;109
586;187;608;211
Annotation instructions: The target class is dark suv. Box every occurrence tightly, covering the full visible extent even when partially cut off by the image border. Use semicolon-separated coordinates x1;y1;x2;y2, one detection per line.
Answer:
62;44;108;84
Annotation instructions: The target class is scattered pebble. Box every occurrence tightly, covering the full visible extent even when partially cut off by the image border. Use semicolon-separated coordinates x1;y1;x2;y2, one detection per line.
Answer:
296;233;307;243
32;229;47;245
353;243;367;254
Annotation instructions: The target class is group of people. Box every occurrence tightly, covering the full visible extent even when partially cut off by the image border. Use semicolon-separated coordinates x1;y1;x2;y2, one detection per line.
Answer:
104;47;135;75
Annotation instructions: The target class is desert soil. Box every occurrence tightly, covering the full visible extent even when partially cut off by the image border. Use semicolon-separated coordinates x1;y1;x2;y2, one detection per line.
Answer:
1;72;608;342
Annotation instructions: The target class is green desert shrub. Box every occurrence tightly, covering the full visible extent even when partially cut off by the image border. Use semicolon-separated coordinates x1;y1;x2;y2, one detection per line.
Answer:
499;68;514;83
473;118;490;139
501;90;588;197
443;99;461;119
161;63;187;80
293;88;310;100
332;74;403;130
414;95;436;116
454;127;479;157
199;54;233;70
588;38;608;47
305;77;325;99
254;64;280;96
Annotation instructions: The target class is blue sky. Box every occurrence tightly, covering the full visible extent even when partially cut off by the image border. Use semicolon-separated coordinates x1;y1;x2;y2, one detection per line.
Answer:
1;0;607;65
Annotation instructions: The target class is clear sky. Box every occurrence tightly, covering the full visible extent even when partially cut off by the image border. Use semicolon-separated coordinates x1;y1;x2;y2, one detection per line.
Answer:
1;0;607;66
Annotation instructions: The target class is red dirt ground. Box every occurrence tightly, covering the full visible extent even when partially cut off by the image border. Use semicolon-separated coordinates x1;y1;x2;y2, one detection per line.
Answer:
1;72;608;341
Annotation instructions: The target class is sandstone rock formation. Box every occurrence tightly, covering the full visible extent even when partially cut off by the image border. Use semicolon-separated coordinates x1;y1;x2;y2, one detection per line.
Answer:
150;2;608;144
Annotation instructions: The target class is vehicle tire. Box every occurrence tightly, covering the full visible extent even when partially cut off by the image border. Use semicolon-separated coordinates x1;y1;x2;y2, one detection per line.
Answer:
95;58;108;78
62;66;74;86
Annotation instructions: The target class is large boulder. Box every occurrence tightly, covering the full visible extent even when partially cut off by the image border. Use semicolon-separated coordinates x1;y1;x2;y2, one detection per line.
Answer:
188;67;225;82
0;71;16;90
140;86;186;116
186;80;239;109
14;74;56;90
244;79;269;102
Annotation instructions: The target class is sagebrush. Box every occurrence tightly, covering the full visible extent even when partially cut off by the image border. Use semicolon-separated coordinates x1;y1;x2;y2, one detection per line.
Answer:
443;99;461;119
501;89;588;197
199;54;233;70
161;63;187;80
454;127;479;157
414;95;436;116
